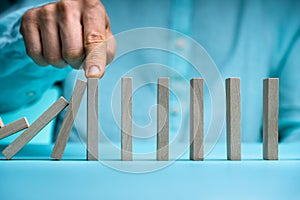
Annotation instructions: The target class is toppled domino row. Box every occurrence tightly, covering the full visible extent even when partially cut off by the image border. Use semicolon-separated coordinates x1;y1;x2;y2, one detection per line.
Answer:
0;79;98;160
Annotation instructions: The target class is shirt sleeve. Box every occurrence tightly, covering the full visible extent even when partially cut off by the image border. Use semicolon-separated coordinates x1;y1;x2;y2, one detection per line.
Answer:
0;6;71;113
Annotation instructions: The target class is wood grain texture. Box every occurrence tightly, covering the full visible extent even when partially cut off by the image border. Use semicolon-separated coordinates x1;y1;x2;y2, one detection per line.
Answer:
121;77;133;161
157;78;169;161
263;78;279;160
0;117;4;128
226;78;241;160
190;78;204;160
0;118;29;140
51;80;87;160
87;78;99;161
2;97;68;159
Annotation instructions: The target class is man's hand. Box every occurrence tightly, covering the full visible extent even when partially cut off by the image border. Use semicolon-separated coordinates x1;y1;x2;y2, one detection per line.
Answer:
20;0;116;78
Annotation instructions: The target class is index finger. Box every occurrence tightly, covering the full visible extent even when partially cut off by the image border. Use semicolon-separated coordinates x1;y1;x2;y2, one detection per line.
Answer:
82;5;107;78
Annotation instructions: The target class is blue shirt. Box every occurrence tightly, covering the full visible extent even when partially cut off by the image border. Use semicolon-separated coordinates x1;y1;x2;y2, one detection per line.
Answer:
0;0;300;146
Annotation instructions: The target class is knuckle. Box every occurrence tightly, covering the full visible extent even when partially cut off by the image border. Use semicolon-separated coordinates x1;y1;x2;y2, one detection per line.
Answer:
85;32;106;47
63;48;84;62
57;1;71;12
21;9;38;27
83;0;105;18
84;0;103;9
22;9;35;22
38;4;56;21
45;54;63;66
57;1;80;22
26;47;42;58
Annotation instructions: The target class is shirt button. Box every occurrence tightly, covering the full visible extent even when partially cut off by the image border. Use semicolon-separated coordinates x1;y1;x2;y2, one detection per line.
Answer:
175;38;186;50
26;91;36;97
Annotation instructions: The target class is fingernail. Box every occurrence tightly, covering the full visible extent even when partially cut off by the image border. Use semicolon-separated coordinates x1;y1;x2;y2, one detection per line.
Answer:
87;66;101;77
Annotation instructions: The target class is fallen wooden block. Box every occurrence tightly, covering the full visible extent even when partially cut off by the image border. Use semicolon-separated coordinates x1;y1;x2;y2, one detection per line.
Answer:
190;78;204;161
263;78;279;160
0;117;29;140
0;117;4;128
157;78;169;161
226;78;241;160
2;97;68;159
87;78;99;161
121;77;133;161
51;80;87;160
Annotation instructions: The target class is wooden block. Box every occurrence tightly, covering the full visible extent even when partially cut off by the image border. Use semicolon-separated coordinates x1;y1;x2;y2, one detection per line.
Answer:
87;78;99;161
157;78;169;161
2;97;68;159
226;78;241;160
51;80;87;160
0;117;4;128
121;77;133;161
190;78;204;160
0;118;29;140
263;78;279;160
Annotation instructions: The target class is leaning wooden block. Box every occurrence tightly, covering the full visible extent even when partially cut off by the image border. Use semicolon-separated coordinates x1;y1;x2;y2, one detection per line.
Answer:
263;78;279;160
121;77;133;161
190;78;204;161
226;78;241;160
157;78;169;161
87;78;99;161
51;80;87;160
2;97;68;159
0;117;4;128
0;118;29;140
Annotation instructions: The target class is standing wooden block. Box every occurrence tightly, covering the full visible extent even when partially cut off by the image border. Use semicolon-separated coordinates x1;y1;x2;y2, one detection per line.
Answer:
263;78;279;160
0;118;29;140
157;78;169;161
51;80;87;160
87;78;99;161
0;117;4;128
121;77;133;161
226;78;241;160
2;97;68;159
190;78;204;160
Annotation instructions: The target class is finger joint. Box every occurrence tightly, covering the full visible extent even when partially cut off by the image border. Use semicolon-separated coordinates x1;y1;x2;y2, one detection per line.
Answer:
85;32;106;47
